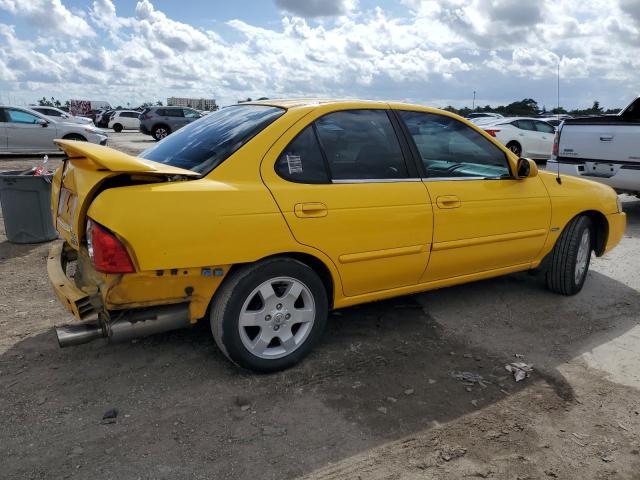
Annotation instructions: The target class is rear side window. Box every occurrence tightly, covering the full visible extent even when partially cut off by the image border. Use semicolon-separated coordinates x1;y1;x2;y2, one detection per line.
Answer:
314;110;408;180
398;110;509;178
515;120;535;131
140;105;284;174
275;126;329;184
534;121;555;134
164;109;184;117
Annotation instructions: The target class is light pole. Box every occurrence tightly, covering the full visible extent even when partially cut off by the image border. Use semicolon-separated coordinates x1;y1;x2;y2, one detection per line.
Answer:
472;90;476;110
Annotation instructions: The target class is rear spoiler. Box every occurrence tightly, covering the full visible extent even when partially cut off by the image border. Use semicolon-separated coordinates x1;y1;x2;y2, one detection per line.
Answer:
54;139;199;177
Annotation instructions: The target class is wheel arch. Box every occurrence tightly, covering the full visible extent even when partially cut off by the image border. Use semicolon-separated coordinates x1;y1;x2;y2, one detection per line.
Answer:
581;209;608;256
225;252;337;309
536;209;609;273
62;133;87;141
153;123;171;132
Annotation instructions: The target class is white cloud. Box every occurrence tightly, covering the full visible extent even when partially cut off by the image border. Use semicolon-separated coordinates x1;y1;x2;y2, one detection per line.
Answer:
0;0;637;110
0;0;94;38
274;0;357;18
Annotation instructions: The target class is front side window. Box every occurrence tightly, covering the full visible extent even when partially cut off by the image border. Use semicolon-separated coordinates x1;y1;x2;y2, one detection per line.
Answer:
7;109;41;124
184;109;200;119
275;126;329;184
314;110;408;180
398;110;510;179
140;105;284;174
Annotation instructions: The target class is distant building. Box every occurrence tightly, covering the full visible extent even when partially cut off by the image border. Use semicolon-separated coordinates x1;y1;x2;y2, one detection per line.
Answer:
167;97;218;111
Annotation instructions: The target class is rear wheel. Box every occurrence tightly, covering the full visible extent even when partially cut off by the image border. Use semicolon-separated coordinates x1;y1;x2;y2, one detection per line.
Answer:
152;125;170;141
546;215;593;295
211;258;328;372
112;123;123;133
506;141;522;156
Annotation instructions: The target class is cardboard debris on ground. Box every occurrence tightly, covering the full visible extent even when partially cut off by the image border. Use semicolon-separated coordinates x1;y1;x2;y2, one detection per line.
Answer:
505;362;534;382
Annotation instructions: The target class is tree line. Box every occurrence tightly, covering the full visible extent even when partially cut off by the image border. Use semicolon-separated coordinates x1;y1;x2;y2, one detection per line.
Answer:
443;98;621;117
36;97;164;111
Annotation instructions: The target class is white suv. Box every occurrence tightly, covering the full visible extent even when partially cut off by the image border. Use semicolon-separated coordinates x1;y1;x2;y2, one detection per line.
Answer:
108;110;141;132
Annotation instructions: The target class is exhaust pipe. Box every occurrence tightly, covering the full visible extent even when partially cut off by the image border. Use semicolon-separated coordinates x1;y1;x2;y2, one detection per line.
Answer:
56;303;191;348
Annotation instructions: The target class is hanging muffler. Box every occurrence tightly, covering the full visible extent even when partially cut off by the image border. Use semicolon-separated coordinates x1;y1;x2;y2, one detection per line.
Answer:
56;303;191;348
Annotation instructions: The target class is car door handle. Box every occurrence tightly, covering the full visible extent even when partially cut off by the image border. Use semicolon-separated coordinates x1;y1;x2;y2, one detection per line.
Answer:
600;135;614;142
436;195;461;209
294;203;328;218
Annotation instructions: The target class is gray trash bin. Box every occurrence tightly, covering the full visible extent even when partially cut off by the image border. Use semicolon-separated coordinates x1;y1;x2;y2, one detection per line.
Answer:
0;171;57;244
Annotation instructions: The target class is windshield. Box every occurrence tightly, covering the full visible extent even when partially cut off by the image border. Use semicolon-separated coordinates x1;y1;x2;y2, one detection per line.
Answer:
140;105;285;174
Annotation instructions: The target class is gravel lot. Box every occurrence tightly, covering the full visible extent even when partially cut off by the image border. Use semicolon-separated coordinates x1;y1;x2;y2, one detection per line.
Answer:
1;132;639;479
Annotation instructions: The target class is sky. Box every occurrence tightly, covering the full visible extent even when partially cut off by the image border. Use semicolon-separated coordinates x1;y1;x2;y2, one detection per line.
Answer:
0;0;638;110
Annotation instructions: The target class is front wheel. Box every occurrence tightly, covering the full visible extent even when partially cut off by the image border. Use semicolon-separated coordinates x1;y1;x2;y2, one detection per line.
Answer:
211;258;328;372
546;215;593;295
112;123;123;133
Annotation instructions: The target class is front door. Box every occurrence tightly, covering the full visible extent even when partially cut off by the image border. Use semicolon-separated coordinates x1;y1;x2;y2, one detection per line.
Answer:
396;110;551;282
4;108;57;152
262;108;433;297
0;110;7;150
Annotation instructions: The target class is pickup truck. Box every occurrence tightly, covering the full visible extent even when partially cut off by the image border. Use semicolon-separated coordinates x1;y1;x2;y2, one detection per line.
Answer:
547;97;640;196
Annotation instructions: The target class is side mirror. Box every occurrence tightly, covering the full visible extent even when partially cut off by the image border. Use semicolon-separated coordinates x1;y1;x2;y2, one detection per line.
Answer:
36;119;48;127
516;158;538;179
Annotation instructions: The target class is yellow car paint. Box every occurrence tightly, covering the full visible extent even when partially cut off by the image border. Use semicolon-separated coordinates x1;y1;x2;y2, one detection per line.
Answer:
49;99;626;325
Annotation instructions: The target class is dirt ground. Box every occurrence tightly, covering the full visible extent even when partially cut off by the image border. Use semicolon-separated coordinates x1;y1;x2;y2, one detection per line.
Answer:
1;133;639;479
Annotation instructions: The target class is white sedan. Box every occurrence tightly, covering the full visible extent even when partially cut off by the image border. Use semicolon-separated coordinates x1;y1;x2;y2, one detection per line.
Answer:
481;117;556;160
108;110;141;132
31;106;93;125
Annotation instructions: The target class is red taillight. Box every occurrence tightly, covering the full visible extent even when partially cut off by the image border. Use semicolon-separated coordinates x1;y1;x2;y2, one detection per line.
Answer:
485;129;500;137
552;132;559;157
142;114;151;120
87;220;135;273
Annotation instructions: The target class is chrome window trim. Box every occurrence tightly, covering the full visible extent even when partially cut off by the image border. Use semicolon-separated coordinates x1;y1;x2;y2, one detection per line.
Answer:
331;178;422;184
421;176;509;182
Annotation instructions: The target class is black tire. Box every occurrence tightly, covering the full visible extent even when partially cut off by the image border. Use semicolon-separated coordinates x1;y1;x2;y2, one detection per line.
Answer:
546;215;593;295
506;141;522;156
211;258;328;373
62;134;87;141
112;123;123;133
152;125;171;141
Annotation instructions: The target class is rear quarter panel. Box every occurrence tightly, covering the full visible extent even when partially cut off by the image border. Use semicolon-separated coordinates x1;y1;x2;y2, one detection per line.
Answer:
86;105;342;282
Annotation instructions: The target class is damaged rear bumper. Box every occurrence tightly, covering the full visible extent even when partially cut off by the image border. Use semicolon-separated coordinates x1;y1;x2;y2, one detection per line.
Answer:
48;241;192;347
47;241;97;321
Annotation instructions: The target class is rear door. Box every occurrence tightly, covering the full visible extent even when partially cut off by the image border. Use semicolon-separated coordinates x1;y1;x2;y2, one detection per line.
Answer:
164;108;186;130
513;120;541;157
5;108;56;152
396;110;551;282
533;121;555;158
261;107;433;297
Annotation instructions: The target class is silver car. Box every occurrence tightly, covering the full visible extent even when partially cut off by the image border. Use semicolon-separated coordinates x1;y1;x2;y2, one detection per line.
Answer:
31;106;94;125
0;106;108;153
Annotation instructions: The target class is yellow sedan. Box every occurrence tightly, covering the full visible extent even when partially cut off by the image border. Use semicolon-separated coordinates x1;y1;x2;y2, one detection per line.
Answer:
48;99;626;372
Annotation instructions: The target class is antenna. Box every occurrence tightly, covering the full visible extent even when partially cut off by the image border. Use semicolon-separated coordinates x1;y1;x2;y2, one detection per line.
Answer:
556;60;562;185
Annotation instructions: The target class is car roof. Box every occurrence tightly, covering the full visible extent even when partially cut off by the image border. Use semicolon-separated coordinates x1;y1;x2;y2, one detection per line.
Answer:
246;98;388;109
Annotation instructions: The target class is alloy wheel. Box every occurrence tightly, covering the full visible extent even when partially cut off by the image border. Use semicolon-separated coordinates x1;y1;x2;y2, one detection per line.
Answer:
238;276;315;360
574;228;591;284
